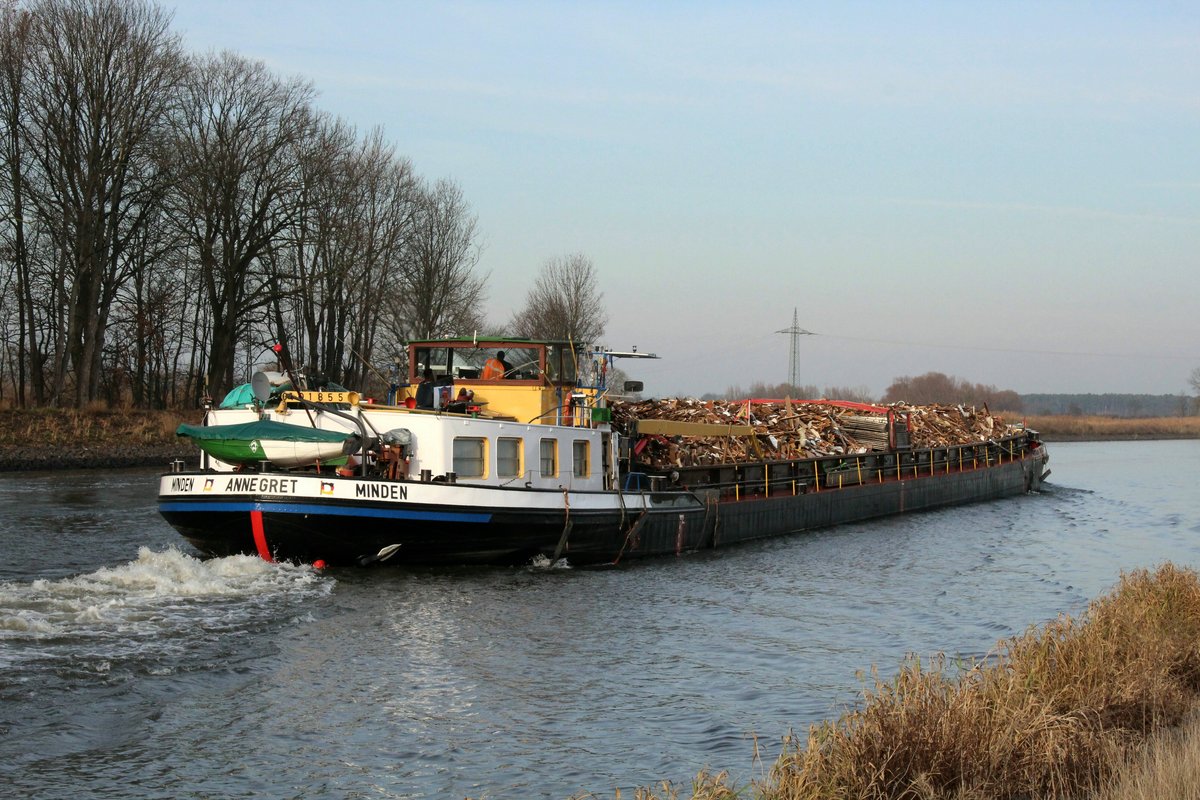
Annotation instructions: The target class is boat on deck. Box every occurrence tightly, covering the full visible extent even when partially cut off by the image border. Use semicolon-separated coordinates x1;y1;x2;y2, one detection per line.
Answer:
176;419;359;468
157;337;1050;567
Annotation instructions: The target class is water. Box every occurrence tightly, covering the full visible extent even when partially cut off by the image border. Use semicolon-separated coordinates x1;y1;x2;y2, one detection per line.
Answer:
1;440;1198;798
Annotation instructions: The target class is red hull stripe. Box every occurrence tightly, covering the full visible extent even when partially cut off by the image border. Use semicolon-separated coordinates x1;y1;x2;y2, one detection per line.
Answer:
250;510;273;562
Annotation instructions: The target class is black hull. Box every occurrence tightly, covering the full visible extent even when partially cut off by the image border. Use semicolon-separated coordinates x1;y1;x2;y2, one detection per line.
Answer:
159;442;1049;567
567;446;1047;564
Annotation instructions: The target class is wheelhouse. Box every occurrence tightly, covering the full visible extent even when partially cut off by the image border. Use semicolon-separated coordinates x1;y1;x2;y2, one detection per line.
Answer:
401;338;601;427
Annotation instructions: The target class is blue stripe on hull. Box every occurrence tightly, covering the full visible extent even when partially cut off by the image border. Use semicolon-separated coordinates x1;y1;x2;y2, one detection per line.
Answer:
158;501;491;524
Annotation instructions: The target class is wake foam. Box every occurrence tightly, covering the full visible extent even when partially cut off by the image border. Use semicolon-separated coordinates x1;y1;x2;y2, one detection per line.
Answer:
0;548;332;679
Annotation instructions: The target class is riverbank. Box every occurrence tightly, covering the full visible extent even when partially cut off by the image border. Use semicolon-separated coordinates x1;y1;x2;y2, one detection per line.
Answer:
1024;414;1200;442
0;408;195;471
607;563;1200;800
0;408;1196;471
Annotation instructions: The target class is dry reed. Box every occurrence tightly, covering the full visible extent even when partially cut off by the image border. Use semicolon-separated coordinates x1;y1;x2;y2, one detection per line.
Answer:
1023;415;1200;440
1094;710;1200;800
770;563;1200;799
0;408;193;447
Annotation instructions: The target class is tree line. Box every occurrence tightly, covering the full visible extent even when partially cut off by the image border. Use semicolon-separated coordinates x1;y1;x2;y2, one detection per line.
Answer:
0;0;608;410
881;372;1022;410
702;371;1200;418
704;382;876;404
1022;393;1196;418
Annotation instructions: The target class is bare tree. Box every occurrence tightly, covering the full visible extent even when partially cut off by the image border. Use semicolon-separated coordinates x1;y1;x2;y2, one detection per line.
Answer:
1;1;494;407
510;253;606;343
279;113;358;377
883;371;1022;410
341;132;420;388
821;385;878;404
17;0;183;406
719;382;820;401
393;178;486;340
1189;367;1200;396
0;2;36;404
168;50;314;399
278;118;419;388
109;201;187;407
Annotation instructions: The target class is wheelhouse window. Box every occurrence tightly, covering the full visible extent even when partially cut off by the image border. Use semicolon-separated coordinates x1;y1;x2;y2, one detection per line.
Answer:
497;437;521;478
544;345;580;384
413;346;450;382
494;346;541;380
414;344;545;382
447;347;490;380
453;437;486;478
539;439;557;477
572;440;590;478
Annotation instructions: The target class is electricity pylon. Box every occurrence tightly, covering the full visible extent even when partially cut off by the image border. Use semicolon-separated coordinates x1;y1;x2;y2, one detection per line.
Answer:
776;308;814;389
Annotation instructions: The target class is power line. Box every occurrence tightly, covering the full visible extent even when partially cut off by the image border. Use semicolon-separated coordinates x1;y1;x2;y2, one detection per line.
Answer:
776;308;815;387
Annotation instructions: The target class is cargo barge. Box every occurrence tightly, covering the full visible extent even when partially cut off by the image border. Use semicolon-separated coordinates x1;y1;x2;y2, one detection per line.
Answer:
157;337;1049;567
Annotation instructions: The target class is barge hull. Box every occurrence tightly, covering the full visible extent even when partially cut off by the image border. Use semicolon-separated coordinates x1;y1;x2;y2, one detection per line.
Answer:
566;447;1045;563
159;444;1047;566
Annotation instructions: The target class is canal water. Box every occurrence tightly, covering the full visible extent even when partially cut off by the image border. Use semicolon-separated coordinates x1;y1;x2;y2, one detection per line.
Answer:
1;440;1197;799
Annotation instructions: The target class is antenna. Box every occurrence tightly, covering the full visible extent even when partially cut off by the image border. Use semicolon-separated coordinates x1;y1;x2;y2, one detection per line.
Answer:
776;308;815;388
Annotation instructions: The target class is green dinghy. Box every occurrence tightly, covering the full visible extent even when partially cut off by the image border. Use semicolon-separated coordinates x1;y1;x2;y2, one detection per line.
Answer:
177;420;360;468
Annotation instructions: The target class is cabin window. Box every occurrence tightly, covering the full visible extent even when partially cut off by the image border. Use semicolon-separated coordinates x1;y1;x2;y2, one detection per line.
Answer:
443;345;543;381
572;440;590;478
540;439;557;477
414;346;450;383
453;437;486;478
497;437;522;478
544;345;579;383
450;347;492;380
500;346;540;380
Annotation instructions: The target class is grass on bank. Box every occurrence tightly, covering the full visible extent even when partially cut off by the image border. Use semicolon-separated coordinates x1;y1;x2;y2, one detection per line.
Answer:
0;407;194;447
1020;414;1200;440
591;563;1200;800
1096;710;1200;800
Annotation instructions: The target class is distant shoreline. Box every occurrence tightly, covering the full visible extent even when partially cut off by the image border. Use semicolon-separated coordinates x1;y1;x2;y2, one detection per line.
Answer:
1038;433;1200;442
1022;413;1200;442
0;408;1194;473
0;408;195;473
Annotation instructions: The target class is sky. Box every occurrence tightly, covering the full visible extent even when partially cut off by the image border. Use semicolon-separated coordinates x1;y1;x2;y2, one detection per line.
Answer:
167;1;1200;399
